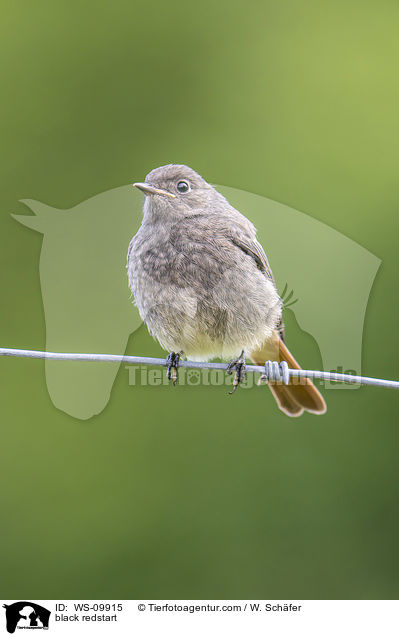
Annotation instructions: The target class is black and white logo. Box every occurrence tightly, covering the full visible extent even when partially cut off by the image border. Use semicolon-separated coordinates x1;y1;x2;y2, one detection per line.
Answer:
2;602;51;633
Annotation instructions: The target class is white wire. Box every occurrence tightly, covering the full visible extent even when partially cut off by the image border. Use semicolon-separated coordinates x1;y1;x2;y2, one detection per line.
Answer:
0;347;398;389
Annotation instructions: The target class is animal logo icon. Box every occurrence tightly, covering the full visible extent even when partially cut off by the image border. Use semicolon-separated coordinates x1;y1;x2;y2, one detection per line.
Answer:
12;184;380;419
3;601;51;633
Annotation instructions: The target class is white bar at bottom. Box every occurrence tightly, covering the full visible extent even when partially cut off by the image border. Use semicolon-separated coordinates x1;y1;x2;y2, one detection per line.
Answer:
1;599;397;635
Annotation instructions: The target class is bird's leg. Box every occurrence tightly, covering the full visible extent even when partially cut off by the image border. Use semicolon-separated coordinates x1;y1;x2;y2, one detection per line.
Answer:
226;350;246;394
166;351;181;386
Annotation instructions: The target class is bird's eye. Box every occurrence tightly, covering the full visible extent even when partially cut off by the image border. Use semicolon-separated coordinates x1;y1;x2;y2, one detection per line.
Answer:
176;180;190;193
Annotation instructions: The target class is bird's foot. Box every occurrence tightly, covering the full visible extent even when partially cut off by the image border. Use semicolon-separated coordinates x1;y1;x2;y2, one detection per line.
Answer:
166;351;181;386
226;350;246;394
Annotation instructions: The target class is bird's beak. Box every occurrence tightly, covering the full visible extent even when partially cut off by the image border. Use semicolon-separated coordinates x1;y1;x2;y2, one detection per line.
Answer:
133;182;176;198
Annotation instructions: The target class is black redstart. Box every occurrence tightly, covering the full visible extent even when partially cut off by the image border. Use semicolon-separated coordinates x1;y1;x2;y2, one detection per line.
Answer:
127;164;326;416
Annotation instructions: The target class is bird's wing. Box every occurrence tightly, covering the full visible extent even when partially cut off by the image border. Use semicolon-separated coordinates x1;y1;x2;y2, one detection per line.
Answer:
231;234;285;341
231;235;275;282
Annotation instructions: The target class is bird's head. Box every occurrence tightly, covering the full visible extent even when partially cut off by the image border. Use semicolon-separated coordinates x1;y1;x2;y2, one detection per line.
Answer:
134;164;224;219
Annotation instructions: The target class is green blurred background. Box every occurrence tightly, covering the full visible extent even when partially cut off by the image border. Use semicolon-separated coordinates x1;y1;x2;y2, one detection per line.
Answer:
1;0;398;600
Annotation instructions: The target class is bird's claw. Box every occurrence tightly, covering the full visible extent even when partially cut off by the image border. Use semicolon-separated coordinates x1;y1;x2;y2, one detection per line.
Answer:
166;351;181;386
226;350;246;394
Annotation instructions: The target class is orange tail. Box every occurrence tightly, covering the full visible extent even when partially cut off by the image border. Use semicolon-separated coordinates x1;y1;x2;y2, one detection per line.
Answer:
250;331;327;417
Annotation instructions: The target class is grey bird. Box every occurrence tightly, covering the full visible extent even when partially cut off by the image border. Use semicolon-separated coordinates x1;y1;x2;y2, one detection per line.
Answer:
127;164;326;416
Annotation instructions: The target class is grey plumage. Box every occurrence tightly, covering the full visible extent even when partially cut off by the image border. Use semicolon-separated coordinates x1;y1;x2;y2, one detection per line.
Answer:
127;164;326;416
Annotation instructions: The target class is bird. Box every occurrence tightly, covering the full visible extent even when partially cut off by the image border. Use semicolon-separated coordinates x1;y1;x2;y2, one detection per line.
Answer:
127;164;326;416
